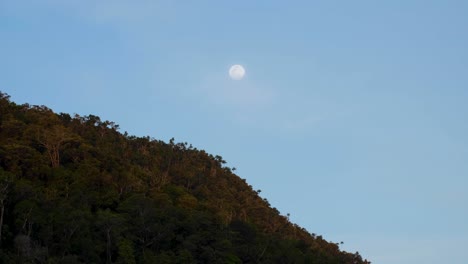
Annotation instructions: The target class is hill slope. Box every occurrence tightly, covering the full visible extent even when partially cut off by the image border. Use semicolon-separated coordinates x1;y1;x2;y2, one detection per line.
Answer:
0;92;369;263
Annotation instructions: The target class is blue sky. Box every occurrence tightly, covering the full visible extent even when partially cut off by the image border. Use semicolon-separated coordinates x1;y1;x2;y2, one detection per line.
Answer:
2;1;468;263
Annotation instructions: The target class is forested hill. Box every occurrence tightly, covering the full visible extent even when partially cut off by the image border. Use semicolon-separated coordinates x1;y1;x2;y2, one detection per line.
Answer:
0;92;369;263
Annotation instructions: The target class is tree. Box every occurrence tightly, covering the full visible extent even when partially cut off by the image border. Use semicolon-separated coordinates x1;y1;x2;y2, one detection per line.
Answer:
0;170;13;247
37;125;75;168
97;209;125;264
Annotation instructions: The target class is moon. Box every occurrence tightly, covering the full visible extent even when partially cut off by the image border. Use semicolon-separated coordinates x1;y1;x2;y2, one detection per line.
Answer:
229;64;246;80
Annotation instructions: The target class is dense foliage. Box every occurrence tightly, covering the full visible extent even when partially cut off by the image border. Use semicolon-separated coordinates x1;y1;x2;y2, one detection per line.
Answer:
0;92;369;263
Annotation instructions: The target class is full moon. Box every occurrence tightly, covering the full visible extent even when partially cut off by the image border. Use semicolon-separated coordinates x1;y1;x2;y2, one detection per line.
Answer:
229;64;246;80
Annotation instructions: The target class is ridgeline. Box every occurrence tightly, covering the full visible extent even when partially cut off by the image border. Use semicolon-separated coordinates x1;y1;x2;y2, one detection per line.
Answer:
0;92;369;263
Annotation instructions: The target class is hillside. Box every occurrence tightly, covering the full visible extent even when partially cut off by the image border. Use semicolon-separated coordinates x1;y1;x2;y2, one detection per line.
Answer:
0;92;369;263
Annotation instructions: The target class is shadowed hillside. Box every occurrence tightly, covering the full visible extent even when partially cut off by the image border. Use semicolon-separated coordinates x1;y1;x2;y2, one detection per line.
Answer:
0;92;369;263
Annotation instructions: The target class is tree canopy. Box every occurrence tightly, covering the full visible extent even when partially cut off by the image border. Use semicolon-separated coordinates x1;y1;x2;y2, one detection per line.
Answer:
0;91;370;263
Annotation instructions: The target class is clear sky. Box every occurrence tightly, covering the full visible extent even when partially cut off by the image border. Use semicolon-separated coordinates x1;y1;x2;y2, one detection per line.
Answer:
2;1;468;263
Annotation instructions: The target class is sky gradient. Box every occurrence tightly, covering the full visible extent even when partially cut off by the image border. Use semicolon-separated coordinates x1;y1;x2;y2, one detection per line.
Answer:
2;1;468;263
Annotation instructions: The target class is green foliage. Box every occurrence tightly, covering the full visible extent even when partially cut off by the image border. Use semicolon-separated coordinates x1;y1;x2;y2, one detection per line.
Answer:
117;239;136;264
0;91;370;263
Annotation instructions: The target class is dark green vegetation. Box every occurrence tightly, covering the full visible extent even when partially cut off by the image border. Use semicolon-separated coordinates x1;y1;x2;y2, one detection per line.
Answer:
0;92;369;263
